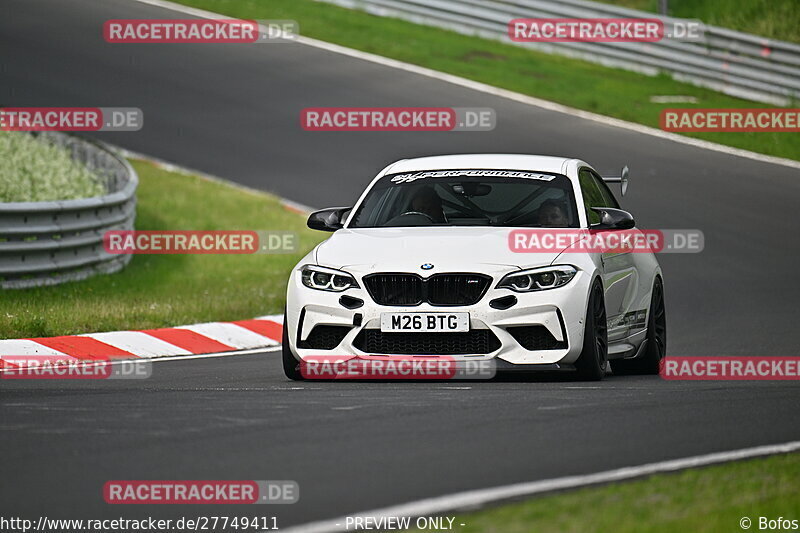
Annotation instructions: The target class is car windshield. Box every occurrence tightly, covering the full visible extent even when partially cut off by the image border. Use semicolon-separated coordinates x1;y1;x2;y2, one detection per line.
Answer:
348;169;579;228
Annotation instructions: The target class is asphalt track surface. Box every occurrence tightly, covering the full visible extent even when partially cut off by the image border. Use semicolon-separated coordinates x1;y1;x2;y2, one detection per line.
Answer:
2;0;800;528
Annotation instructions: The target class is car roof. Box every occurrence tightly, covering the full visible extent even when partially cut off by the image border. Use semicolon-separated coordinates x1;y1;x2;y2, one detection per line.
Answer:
384;154;574;175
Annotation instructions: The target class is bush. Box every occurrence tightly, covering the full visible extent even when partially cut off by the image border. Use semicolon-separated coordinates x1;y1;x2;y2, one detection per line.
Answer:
0;132;105;202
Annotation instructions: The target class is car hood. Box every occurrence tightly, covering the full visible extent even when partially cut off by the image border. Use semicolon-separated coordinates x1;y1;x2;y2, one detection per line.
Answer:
314;227;564;275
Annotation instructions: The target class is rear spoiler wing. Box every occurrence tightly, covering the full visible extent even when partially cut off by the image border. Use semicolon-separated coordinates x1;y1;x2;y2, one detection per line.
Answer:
602;166;629;196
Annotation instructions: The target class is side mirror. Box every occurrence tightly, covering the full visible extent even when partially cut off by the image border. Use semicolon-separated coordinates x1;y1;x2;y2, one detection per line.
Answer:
602;165;629;196
307;207;352;232
619;165;629;196
590;207;635;230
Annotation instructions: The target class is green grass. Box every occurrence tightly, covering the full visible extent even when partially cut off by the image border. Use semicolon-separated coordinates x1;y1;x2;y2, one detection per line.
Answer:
172;0;799;161
428;452;800;533
0;160;326;338
0;132;105;202
599;0;800;43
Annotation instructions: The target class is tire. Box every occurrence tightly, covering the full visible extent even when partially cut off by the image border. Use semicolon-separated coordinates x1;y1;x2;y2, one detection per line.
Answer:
281;311;304;381
611;277;666;375
574;280;608;381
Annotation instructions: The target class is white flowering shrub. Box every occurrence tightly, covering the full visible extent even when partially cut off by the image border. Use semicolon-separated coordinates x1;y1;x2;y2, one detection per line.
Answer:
0;132;105;202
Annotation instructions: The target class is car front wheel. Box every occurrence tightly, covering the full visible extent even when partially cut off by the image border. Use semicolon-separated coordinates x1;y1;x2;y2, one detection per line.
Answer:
574;280;608;381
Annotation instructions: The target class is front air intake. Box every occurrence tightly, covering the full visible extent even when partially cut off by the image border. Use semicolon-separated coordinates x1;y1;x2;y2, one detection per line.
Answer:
364;273;491;306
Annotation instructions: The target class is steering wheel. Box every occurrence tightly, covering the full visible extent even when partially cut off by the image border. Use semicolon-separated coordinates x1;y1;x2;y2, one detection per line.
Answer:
398;211;436;223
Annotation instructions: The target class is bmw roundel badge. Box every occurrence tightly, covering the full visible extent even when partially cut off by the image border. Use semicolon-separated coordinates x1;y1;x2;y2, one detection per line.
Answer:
421;263;434;270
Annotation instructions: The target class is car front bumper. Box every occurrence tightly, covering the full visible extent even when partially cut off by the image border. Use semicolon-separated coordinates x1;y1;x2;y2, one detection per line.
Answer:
285;267;593;367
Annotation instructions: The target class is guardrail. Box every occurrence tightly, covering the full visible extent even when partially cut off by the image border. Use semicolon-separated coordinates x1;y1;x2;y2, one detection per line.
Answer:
320;0;800;105
0;133;137;289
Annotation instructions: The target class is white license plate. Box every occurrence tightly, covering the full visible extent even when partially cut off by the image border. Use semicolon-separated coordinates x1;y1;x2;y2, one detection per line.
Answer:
380;313;469;332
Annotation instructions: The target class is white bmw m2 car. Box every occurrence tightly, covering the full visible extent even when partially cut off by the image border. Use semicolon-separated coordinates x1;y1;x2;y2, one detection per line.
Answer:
283;154;665;380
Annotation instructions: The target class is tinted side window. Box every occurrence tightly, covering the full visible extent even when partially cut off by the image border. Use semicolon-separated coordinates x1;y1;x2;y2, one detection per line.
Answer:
578;168;606;224
591;170;620;209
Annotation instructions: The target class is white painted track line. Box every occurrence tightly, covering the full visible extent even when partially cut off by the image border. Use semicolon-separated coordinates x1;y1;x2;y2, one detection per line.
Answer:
130;0;800;170
281;440;800;533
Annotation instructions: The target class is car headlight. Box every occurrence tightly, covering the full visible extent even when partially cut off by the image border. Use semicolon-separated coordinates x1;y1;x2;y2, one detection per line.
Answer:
497;265;577;292
300;265;359;292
